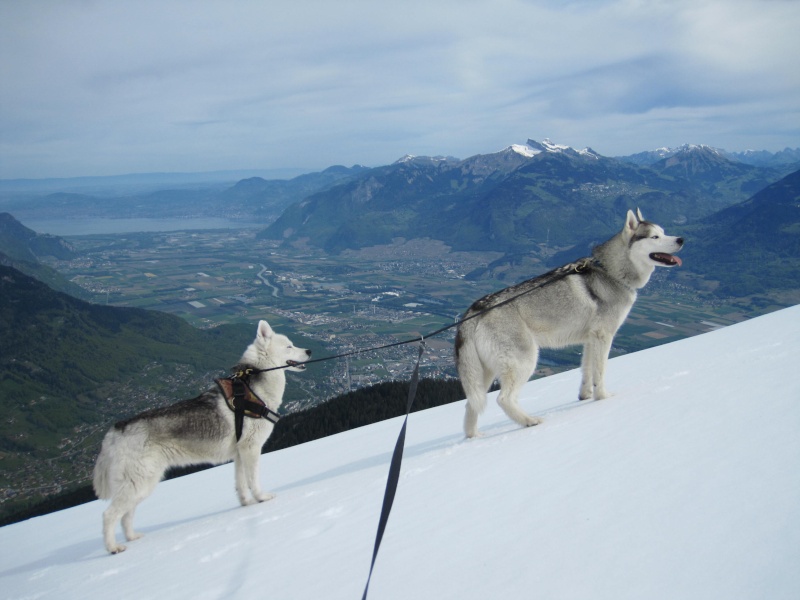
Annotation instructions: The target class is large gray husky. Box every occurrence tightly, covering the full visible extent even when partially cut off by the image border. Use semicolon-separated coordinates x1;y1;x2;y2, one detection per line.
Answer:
455;209;683;438
93;320;310;554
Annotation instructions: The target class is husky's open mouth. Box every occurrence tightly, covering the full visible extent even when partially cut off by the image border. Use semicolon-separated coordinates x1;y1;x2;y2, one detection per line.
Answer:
286;360;307;370
650;252;682;267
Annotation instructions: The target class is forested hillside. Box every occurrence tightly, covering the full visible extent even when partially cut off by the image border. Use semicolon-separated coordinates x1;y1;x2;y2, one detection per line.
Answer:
265;377;465;451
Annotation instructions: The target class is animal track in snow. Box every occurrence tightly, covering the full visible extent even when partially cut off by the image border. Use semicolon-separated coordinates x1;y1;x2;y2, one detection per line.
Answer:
199;542;241;563
320;506;344;518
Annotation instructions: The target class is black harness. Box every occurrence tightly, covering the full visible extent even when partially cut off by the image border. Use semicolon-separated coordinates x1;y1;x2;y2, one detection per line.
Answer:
215;367;280;442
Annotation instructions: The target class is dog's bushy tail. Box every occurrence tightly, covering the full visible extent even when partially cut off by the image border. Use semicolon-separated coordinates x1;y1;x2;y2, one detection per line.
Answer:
92;430;115;499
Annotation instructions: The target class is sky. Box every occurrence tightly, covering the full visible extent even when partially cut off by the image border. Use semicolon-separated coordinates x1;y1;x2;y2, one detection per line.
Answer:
1;0;799;179
1;305;798;599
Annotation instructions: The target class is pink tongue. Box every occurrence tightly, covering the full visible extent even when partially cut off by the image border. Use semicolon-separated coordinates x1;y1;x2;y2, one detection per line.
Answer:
673;255;682;267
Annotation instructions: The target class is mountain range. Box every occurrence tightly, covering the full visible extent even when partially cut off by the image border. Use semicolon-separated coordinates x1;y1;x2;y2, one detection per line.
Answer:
618;143;800;168
0;165;367;223
2;138;799;297
260;140;792;256
0;141;796;230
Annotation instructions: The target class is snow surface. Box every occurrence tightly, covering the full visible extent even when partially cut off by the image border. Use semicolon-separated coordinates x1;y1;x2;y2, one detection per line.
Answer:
510;143;539;158
508;139;597;159
2;305;799;600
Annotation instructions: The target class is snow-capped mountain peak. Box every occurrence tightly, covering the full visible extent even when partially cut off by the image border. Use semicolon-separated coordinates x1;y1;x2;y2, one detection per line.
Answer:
504;138;600;159
509;143;539;158
398;138;603;166
616;143;729;166
680;143;724;156
393;154;458;166
533;138;570;153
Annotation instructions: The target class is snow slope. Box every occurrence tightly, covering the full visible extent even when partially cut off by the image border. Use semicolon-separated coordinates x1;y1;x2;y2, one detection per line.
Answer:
2;306;799;600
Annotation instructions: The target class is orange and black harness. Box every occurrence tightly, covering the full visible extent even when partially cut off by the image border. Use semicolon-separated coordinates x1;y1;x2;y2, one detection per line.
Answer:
215;367;280;442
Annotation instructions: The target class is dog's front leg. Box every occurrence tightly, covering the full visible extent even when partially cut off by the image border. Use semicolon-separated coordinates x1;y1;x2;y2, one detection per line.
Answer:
580;335;613;400
233;453;253;505
235;446;275;505
592;334;614;400
579;343;594;400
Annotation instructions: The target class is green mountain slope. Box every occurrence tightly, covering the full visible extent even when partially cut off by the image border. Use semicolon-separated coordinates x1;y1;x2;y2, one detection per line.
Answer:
0;265;256;516
0;212;89;298
0;212;77;261
680;168;800;296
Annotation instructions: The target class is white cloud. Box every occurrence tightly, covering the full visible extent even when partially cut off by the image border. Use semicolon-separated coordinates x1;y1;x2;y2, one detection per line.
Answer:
1;0;798;177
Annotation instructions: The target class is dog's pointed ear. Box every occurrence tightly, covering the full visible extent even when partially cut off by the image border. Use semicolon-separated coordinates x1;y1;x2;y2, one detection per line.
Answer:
257;320;274;342
625;209;639;233
636;207;644;222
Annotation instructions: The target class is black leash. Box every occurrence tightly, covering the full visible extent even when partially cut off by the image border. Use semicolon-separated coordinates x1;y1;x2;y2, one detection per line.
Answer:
362;341;425;600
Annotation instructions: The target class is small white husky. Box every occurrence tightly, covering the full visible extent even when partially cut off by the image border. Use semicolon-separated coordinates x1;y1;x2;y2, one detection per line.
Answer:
93;320;310;554
456;209;684;437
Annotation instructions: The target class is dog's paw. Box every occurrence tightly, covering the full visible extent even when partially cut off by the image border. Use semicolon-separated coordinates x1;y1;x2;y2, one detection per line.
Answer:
523;416;543;427
125;532;143;542
254;492;276;503
108;544;127;554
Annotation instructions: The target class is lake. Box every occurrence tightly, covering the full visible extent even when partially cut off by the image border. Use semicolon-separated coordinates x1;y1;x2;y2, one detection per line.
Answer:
23;217;265;236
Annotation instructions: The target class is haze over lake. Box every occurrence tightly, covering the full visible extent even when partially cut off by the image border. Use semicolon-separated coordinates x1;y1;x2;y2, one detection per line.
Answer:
24;217;263;236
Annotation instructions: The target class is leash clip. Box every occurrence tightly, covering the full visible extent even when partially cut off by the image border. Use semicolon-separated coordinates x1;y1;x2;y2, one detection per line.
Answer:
573;258;593;273
233;367;254;380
